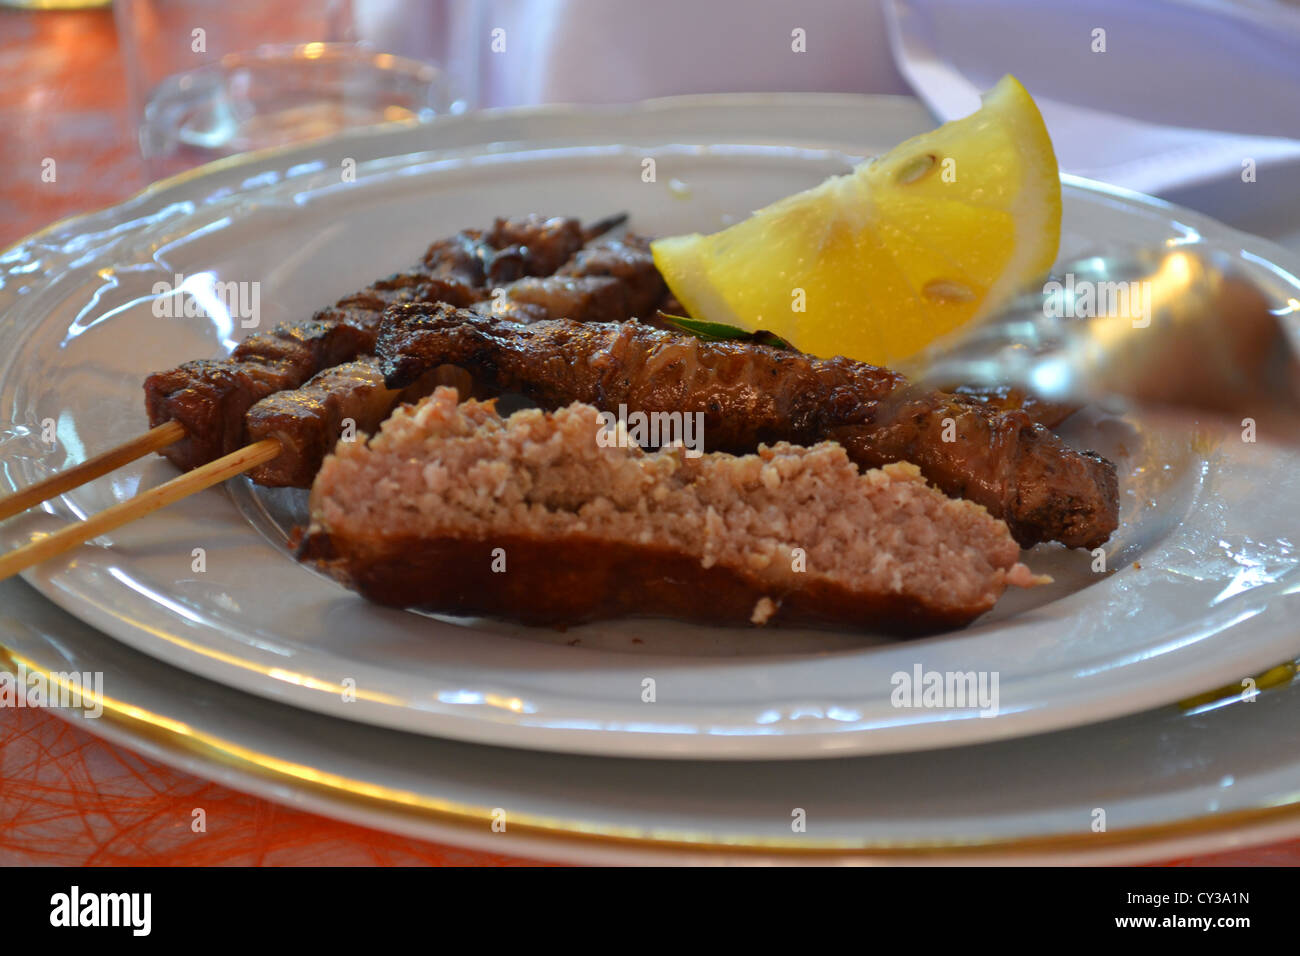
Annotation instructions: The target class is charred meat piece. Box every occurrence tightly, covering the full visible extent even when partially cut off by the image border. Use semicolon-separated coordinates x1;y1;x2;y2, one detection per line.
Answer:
469;276;626;324
144;215;603;472
142;357;306;481
555;232;665;313
297;388;1044;632
377;305;1120;549
246;356;476;488
470;233;666;325
421;215;587;286
246;358;397;488
246;355;475;488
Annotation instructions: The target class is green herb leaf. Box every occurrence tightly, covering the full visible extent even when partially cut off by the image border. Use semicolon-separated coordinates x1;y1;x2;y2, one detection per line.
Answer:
655;313;748;339
655;313;795;350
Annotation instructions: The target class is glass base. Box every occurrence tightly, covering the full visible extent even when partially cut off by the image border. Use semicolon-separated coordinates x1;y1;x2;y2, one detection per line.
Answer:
139;43;455;165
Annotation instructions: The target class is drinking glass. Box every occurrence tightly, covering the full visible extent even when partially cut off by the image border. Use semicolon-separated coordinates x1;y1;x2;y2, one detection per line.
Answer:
114;0;482;178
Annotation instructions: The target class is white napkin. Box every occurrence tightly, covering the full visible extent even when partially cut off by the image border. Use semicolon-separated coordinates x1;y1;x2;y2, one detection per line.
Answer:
355;0;1300;196
355;0;910;109
466;0;909;107
883;0;1300;195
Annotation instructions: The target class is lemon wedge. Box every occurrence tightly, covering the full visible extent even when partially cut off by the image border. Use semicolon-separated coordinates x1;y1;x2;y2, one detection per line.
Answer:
651;75;1061;366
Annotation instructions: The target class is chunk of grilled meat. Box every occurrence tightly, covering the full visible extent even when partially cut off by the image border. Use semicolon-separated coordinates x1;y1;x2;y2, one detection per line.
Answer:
424;215;588;285
143;215;615;472
469;233;665;324
243;357;412;487
378;305;1120;549
242;232;663;487
298;388;1045;632
243;357;395;489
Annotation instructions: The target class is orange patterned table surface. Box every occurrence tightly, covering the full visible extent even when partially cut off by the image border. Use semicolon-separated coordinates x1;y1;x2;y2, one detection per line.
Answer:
0;6;1295;867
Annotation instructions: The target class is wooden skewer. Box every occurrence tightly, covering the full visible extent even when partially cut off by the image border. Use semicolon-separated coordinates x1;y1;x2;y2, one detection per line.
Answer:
0;438;281;583
0;420;187;523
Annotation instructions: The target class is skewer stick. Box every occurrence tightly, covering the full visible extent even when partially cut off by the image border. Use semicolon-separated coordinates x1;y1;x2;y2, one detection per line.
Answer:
0;438;281;583
582;211;629;240
0;420;187;523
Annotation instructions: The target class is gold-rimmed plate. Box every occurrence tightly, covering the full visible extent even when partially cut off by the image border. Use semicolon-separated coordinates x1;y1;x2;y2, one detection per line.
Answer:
3;95;1300;760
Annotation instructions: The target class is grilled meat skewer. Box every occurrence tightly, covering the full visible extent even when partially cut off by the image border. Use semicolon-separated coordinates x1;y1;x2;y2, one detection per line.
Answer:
242;233;665;487
143;215;641;475
377;304;1120;550
144;275;477;473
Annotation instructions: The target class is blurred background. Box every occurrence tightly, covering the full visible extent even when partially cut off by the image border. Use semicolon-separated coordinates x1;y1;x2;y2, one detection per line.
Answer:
3;0;1298;251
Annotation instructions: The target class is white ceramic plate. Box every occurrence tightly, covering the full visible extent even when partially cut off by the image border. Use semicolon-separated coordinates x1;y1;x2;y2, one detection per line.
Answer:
3;574;1299;865
3;95;1300;759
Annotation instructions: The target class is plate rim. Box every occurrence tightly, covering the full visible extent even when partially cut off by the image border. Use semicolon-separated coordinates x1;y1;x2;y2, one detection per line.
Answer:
5;631;1300;864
